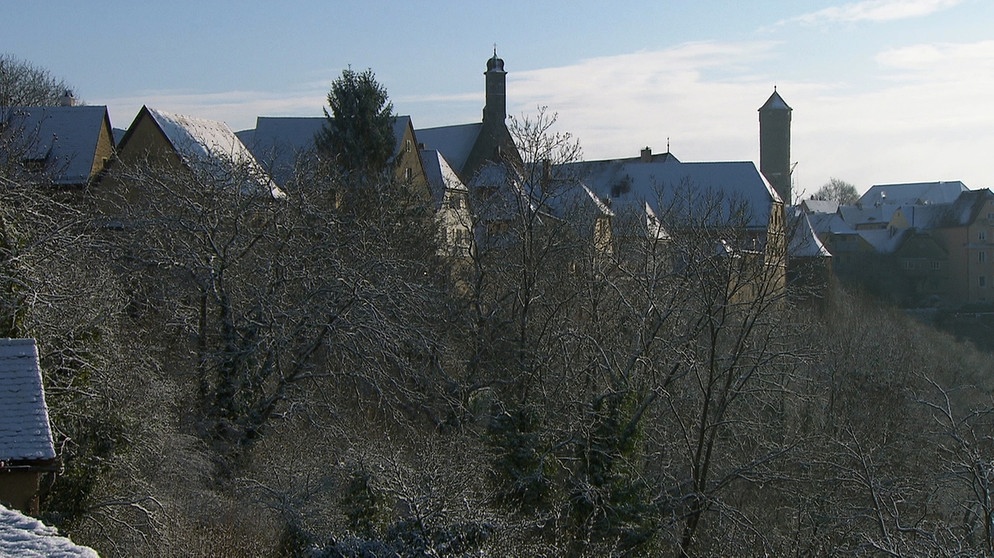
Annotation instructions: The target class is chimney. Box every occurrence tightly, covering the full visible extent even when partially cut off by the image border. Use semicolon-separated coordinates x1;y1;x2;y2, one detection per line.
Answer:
640;146;652;163
59;90;75;107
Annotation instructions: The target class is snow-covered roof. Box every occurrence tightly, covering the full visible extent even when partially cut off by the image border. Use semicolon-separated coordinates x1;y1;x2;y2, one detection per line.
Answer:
146;107;255;167
415;123;483;177
859;181;968;207
858;228;907;254
789;210;832;258
0;106;110;186
0;504;98;557
0;339;55;464
420;149;466;209
838;204;891;228
808;211;854;235
140;107;282;198
560;158;779;231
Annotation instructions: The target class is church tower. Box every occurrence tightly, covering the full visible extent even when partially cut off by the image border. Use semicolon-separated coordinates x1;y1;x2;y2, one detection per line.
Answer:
759;88;792;205
483;49;507;123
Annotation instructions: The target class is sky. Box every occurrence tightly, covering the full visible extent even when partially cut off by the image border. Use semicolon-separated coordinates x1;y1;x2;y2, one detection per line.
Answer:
6;0;994;196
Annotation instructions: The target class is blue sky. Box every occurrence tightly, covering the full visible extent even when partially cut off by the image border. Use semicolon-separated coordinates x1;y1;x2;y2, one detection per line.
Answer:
7;0;994;195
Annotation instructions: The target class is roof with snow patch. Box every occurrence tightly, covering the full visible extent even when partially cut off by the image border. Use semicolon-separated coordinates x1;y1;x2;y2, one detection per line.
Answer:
561;158;780;231
0;504;98;557
859;181;968;207
131;107;282;198
420;149;467;210
0;339;55;464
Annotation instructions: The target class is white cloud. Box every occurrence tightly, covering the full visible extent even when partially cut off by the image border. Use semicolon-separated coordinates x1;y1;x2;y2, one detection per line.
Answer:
784;0;962;25
502;38;994;194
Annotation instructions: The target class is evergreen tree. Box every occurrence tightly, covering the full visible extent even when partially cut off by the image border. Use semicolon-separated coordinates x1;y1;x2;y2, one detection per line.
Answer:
316;67;395;177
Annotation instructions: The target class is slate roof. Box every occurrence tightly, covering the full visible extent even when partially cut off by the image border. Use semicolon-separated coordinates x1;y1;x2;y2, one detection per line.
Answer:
241;116;324;185
560;158;780;231
0;106;111;186
415;123;483;177
759;90;791;111
0;339;55;464
859;181;967;207
242;115;415;186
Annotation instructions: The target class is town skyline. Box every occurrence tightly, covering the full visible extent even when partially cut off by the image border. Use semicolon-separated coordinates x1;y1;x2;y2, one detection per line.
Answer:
7;0;993;195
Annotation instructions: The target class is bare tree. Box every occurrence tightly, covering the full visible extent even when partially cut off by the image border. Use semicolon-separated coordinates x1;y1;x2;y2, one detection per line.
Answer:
0;53;75;107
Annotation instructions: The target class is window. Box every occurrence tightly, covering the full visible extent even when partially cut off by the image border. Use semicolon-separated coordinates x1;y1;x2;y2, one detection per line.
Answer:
980;276;987;288
931;261;941;271
405;139;412;153
982;230;988;241
404;167;413;181
981;251;987;264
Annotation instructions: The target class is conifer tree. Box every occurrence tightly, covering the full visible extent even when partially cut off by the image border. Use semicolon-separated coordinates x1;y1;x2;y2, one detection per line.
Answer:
316;67;395;177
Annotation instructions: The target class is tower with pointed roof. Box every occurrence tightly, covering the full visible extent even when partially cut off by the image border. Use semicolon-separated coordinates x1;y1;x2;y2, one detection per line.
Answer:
484;48;506;124
759;88;792;205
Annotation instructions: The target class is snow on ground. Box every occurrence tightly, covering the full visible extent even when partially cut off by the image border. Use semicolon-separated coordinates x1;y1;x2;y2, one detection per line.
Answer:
0;504;98;557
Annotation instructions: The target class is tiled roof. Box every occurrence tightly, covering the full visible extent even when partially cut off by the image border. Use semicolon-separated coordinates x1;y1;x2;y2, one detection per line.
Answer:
0;339;55;463
0;106;110;186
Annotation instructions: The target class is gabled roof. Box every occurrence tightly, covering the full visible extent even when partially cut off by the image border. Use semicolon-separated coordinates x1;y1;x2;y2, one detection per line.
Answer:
0;339;55;464
141;107;257;167
420;149;466;210
0;105;112;186
121;106;282;198
415;123;483;178
859;181;967;207
561;158;780;231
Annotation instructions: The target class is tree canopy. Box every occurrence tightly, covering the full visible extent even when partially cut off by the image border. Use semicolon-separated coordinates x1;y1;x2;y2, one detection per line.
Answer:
812;177;859;204
316;68;395;176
